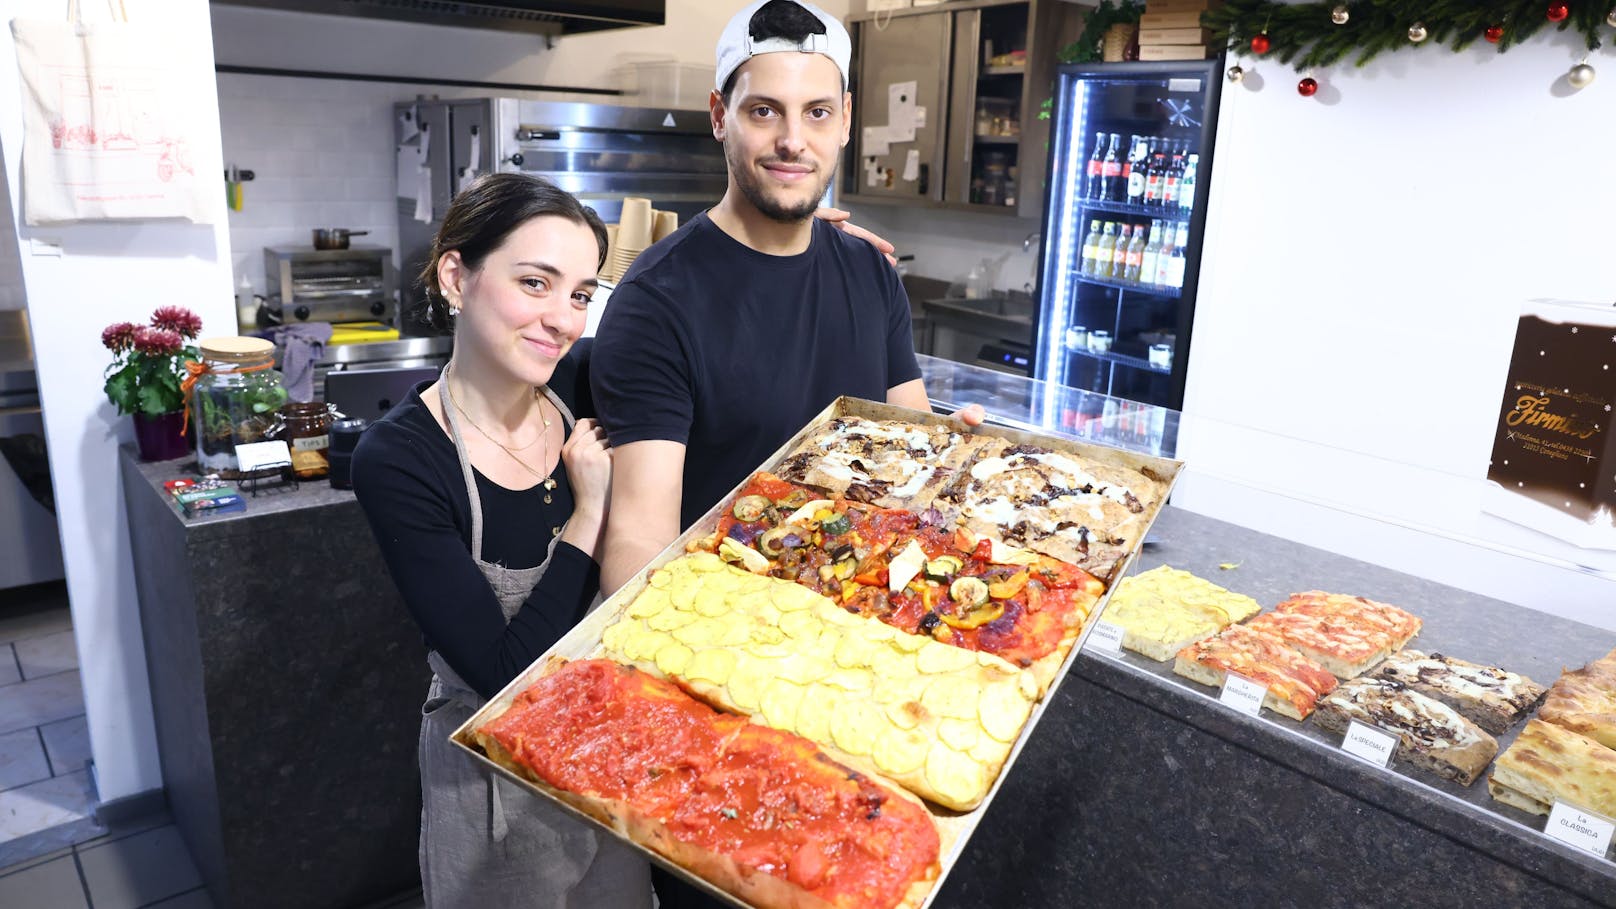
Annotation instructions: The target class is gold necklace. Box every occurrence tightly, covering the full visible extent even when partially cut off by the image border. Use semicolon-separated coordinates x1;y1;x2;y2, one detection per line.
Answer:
445;373;558;491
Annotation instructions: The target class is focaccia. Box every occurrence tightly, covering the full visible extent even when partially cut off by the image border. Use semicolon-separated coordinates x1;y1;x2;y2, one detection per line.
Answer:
773;416;976;510
1104;565;1262;661
933;437;1167;583
1489;718;1616;819
1313;677;1499;786
1369;650;1546;735
1273;591;1422;652
1245;610;1392;679
1538;648;1616;750
1173;623;1339;720
600;553;1041;811
471;658;942;909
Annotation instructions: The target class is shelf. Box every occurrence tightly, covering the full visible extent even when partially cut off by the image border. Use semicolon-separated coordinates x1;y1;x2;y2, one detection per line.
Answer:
1078;198;1194;220
1065;346;1172;374
1069;270;1183;298
981;64;1026;77
973;134;1021;144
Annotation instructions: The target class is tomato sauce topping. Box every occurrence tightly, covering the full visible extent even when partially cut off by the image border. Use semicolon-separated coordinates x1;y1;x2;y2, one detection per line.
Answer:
481;660;940;909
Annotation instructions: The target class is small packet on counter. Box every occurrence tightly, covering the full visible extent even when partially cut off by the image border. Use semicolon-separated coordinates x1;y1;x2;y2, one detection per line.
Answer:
165;478;247;518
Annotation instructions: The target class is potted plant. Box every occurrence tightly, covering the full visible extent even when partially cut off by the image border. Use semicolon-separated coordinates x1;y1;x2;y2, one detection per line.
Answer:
102;305;203;461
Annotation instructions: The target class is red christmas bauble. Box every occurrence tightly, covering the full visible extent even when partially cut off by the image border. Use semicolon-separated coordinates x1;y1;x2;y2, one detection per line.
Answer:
1251;33;1271;54
1547;2;1569;22
1297;77;1319;97
1485;24;1504;43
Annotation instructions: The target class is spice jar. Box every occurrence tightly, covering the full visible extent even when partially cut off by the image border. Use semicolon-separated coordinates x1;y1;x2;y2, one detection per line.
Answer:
191;337;288;477
278;401;339;479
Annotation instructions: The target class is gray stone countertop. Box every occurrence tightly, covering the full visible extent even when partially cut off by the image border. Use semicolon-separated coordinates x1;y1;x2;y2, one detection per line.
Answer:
1075;505;1616;901
126;452;358;532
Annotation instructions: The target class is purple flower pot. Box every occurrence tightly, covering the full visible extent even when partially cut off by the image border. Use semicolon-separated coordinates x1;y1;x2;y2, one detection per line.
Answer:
133;410;193;462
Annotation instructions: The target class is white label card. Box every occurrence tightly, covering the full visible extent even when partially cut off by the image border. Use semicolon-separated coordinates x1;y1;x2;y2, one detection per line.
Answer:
1218;673;1267;716
1340;720;1398;768
1545;802;1616;856
1084;620;1123;656
235;440;292;473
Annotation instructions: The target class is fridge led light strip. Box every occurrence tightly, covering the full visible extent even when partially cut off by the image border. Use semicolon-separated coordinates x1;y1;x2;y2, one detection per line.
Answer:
1039;77;1087;421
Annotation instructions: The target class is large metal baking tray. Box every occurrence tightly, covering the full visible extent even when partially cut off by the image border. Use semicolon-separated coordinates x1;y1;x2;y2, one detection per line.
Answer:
451;396;1183;907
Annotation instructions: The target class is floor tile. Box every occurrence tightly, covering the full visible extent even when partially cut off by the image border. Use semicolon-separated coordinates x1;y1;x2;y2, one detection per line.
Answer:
0;671;83;736
144;886;215;909
38;716;90;777
14;631;77;680
0;645;18;686
77;825;201;909
0;853;88;909
0;815;105;869
0;728;50;791
0;769;96;843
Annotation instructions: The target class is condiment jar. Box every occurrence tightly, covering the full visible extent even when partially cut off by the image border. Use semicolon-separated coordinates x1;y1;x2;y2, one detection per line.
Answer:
277;401;339;479
192;336;287;477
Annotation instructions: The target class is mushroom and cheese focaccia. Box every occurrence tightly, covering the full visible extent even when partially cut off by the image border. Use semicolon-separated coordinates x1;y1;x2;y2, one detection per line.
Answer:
1369;650;1545;735
1313;677;1499;786
773;416;976;511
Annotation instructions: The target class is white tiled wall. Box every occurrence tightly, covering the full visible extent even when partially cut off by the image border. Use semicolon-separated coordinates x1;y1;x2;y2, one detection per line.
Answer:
216;74;401;295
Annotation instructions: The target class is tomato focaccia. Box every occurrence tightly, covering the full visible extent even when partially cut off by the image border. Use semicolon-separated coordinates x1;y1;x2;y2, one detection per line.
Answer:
1273;592;1422;651
1244;610;1392;680
773;416;976;510
1312;677;1499;786
473;659;941;909
601;553;1041;811
1173;623;1340;720
930;436;1168;584
1103;565;1262;662
1489;719;1616;819
1369;650;1546;735
699;472;1104;694
1537;647;1616;750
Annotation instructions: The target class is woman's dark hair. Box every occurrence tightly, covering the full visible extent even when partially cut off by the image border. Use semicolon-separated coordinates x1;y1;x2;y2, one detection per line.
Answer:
419;173;609;332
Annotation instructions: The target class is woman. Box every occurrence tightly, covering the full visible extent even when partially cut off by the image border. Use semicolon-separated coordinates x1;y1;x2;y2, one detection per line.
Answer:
352;173;651;907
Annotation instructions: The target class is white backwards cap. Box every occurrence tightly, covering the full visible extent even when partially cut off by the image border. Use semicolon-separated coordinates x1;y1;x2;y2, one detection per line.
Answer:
714;0;852;93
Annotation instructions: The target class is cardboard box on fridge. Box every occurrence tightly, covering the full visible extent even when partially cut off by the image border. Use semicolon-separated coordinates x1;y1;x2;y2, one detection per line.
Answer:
1139;44;1212;61
1138;27;1213;45
1144;0;1222;14
1141;10;1209;29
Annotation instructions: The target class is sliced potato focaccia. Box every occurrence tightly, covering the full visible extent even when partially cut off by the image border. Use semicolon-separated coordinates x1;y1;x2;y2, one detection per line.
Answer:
601;553;1041;811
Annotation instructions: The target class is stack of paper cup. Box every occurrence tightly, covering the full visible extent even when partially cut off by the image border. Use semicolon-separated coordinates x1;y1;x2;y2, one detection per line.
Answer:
652;210;679;243
606;197;653;279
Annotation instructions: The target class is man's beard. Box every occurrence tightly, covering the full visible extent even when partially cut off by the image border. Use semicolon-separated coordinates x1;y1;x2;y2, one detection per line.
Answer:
725;138;835;224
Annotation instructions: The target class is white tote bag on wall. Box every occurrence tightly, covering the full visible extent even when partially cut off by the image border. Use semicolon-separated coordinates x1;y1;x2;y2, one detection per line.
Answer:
11;0;214;225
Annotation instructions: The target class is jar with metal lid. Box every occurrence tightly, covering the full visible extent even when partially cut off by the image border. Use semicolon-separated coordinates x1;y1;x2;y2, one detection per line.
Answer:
191;336;288;476
277;401;340;479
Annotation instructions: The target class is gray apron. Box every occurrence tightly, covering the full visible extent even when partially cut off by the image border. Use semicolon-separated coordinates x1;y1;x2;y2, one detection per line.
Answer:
418;375;651;908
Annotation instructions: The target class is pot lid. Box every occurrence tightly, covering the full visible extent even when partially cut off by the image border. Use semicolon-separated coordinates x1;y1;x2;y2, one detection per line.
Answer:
199;336;275;363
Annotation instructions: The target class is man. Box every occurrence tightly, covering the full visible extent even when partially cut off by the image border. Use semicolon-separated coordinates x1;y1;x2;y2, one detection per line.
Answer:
592;0;981;599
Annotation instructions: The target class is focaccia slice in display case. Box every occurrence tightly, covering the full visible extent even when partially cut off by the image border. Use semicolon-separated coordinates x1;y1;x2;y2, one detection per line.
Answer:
1173;623;1339;720
1103;565;1262;661
1313;677;1499;786
1537;647;1616;750
1368;649;1546;735
1489;718;1616;819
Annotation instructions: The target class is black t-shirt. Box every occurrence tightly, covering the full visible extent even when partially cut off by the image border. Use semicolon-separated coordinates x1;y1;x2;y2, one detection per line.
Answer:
350;349;598;700
591;212;921;529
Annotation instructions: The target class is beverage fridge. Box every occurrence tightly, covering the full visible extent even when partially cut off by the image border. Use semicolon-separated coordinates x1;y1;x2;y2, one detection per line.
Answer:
1031;60;1224;419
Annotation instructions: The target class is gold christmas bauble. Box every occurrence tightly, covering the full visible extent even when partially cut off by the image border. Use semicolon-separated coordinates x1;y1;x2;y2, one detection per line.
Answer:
1332;5;1349;25
1226;65;1245;83
1569;62;1597;89
1408;22;1428;43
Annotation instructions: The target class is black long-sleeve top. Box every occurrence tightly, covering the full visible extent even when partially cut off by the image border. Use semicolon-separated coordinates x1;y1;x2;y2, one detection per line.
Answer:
351;349;597;700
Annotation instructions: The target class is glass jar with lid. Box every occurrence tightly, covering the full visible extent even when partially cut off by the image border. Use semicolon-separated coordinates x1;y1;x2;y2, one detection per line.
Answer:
191;336;288;477
277;401;340;480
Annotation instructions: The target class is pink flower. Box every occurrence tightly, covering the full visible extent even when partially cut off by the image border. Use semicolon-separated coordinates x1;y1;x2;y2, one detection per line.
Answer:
150;305;203;339
132;326;183;356
101;321;138;351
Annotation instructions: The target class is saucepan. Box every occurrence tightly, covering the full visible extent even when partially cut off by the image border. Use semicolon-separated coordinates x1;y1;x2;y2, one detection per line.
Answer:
312;228;368;250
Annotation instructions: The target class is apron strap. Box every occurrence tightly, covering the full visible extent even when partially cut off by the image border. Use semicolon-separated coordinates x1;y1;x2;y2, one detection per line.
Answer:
438;363;577;564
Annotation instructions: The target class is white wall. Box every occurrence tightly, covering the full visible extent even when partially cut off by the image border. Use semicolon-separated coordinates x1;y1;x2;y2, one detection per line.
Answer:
1177;31;1616;627
0;0;236;801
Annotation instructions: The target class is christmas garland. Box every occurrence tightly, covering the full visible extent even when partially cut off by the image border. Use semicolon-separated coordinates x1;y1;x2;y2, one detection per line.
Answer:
1204;1;1611;70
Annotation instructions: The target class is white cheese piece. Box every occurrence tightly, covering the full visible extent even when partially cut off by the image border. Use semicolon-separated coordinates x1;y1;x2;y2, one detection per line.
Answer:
888;539;928;592
785;499;835;525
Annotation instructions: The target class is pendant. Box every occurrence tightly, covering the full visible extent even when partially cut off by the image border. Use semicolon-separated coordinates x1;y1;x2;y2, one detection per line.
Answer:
543;476;557;491
543;494;553;505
